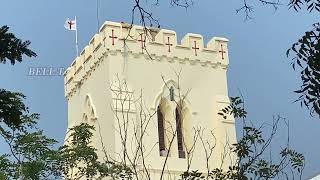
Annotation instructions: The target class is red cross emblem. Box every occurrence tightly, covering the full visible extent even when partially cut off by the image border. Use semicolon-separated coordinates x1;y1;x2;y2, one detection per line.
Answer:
138;33;146;52
192;41;199;56
165;37;173;52
219;44;226;60
67;21;74;30
109;29;118;46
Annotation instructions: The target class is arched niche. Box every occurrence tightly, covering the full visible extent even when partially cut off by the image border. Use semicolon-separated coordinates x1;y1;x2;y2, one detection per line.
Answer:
152;80;195;158
152;79;178;110
83;94;98;121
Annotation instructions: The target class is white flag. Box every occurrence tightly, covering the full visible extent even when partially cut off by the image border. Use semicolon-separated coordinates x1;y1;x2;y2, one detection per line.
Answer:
64;18;77;31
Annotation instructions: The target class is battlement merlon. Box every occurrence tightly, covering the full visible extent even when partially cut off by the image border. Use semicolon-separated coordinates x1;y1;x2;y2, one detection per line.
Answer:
64;21;230;96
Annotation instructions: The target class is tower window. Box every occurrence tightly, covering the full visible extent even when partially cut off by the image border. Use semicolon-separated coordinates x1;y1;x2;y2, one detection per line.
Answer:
157;106;166;156
176;108;185;158
169;86;175;101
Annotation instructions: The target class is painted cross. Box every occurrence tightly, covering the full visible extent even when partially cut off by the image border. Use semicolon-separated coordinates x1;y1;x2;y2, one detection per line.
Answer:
165;37;173;52
64;18;76;31
219;44;226;60
109;29;117;46
68;21;75;30
192;41;199;56
138;33;146;52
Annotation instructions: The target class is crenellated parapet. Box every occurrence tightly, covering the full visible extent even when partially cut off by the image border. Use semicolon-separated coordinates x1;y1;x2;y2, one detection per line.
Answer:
64;21;230;98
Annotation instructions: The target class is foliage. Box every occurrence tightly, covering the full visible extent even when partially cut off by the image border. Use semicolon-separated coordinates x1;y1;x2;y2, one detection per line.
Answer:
0;25;37;65
0;89;29;128
218;97;247;119
180;97;305;180
234;0;320;116
0;25;60;179
287;23;320;116
180;170;205;179
0;92;60;179
288;0;320;12
59;123;105;179
0;25;129;180
0;100;133;179
59;123;133;180
0;90;134;179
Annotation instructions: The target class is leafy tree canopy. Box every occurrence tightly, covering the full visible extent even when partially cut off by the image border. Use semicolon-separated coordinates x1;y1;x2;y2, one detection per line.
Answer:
288;23;320;116
0;25;36;65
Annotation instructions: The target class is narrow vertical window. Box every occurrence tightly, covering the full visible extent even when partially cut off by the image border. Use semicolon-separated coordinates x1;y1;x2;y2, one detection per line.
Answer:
169;86;175;101
157;106;166;156
176;108;185;158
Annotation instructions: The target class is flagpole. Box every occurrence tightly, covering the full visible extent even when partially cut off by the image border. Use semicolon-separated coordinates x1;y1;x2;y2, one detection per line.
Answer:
75;16;79;57
96;0;100;33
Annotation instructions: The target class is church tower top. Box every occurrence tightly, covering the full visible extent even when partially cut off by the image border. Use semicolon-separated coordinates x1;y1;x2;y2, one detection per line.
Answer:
64;21;230;98
63;21;237;176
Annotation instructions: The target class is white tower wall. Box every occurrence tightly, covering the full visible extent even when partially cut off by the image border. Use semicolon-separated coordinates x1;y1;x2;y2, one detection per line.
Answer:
64;21;237;179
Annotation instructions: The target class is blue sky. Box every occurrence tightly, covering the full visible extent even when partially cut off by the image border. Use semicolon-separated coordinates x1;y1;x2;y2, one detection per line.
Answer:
0;0;319;178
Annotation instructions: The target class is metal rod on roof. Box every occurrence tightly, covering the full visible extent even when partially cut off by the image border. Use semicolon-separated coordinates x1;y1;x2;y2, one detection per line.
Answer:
96;0;100;33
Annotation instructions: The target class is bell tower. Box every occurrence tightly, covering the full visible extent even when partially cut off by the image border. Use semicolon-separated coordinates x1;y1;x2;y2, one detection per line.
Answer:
64;21;236;179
